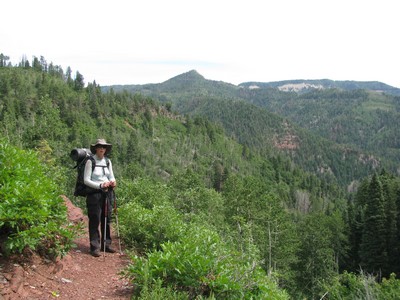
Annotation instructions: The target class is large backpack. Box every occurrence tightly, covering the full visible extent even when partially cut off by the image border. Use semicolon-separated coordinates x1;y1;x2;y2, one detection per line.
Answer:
70;148;109;197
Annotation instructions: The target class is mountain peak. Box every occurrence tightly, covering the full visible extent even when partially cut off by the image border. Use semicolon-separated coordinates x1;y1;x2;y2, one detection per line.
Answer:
186;69;204;78
159;70;207;90
167;70;205;82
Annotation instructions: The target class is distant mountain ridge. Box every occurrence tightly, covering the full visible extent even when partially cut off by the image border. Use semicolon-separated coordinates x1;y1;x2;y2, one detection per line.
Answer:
104;70;400;96
239;78;400;96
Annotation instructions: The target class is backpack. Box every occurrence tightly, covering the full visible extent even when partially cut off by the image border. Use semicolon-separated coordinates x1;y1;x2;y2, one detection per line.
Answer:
70;148;110;197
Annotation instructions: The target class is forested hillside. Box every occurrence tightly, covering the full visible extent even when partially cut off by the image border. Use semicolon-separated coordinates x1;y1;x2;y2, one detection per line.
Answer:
238;86;400;170
2;55;400;299
107;70;389;187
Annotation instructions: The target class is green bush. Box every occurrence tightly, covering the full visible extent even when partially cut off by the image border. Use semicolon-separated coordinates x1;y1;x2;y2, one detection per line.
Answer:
125;224;289;299
119;201;186;251
116;177;171;208
325;271;391;299
0;141;76;259
117;178;186;251
136;279;189;300
379;273;400;299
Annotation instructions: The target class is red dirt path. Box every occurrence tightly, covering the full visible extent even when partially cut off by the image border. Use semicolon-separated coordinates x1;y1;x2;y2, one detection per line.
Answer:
0;196;134;300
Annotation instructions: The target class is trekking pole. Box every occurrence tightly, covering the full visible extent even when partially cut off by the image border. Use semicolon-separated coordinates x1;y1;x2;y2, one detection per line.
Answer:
103;192;108;260
113;190;123;255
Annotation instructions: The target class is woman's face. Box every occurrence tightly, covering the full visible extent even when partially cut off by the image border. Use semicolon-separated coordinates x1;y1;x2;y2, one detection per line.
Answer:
96;145;107;156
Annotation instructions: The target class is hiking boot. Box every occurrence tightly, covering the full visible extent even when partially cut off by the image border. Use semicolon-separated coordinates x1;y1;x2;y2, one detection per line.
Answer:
105;246;116;253
90;249;101;257
102;244;116;253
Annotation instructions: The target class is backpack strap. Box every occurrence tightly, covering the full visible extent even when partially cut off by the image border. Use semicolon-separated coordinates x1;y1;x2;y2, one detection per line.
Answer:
89;156;96;171
75;155;109;172
73;155;90;169
93;157;110;175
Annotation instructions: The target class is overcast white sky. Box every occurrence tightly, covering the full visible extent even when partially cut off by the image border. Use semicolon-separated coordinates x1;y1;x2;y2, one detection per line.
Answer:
2;0;399;87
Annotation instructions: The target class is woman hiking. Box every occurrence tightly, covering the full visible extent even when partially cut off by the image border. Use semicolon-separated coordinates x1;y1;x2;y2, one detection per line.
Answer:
83;138;117;257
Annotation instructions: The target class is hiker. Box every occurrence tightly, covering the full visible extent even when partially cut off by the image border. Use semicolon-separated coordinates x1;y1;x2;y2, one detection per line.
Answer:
84;138;117;257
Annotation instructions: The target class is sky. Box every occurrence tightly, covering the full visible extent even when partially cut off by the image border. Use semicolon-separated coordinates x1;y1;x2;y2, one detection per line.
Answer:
1;0;399;88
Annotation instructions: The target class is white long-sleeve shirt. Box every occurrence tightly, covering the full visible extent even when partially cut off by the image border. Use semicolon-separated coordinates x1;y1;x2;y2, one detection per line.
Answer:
83;155;115;190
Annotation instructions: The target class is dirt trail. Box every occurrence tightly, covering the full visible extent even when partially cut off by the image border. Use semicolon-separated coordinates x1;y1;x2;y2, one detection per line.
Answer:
0;197;134;300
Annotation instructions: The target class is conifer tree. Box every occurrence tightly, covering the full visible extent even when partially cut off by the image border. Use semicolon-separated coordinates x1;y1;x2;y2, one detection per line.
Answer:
359;173;387;275
395;185;400;273
32;56;42;72
74;71;84;91
212;161;224;192
346;198;363;271
380;170;399;275
65;66;73;87
0;53;10;67
347;178;369;271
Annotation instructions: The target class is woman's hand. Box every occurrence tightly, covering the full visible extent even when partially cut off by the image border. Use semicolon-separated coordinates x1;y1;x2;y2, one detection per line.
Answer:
102;181;116;189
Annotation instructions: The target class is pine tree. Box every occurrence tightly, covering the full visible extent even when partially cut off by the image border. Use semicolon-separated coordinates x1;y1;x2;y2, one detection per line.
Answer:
0;53;10;67
212;160;224;192
74;71;85;91
346;178;369;271
346;198;363;271
359;173;387;276
380;170;399;276
395;185;400;274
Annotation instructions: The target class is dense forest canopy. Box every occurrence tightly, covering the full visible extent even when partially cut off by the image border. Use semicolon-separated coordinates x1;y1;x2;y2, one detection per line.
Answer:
2;54;400;299
107;70;399;187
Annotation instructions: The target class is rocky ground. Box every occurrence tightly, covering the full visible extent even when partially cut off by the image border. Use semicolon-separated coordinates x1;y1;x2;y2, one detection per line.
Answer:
0;197;134;300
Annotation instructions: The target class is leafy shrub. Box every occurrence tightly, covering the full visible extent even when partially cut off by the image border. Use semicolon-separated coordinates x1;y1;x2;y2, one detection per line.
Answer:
117;177;171;208
325;271;383;299
117;178;186;251
136;279;189;300
119;201;186;251
325;271;400;300
170;184;225;228
379;273;400;299
0;141;76;259
125;224;289;299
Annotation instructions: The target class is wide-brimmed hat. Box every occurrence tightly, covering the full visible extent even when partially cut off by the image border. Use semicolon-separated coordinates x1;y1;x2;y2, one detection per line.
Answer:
90;138;112;154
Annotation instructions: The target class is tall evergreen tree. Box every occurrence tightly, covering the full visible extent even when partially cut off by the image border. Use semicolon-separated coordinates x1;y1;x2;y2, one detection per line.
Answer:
65;66;73;87
380;170;399;275
359;173;387;276
346;178;369;271
32;56;42;72
0;53;10;67
74;71;85;91
395;184;400;273
212;160;224;192
346;198;363;271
